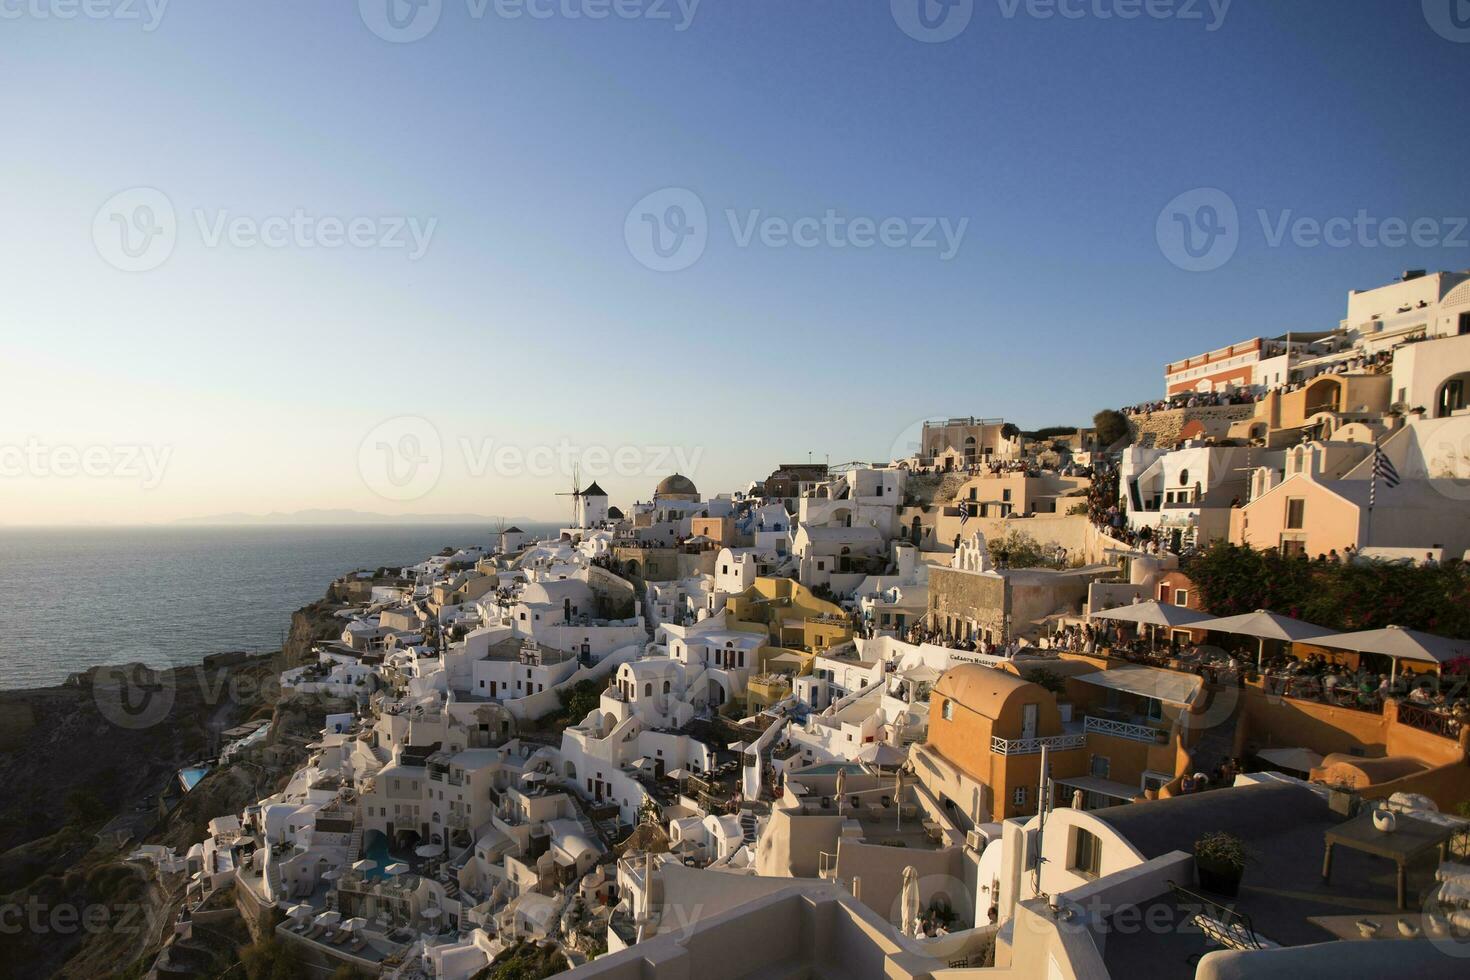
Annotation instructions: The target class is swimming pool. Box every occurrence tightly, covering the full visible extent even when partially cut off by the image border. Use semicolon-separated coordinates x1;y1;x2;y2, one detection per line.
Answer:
178;766;210;792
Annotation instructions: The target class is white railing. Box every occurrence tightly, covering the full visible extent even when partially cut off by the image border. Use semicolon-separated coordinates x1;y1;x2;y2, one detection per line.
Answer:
990;732;1086;756
1085;716;1163;744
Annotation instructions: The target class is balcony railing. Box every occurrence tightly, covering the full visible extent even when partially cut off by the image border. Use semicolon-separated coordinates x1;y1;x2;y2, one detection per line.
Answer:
990;732;1085;756
1084;716;1163;744
1396;702;1464;740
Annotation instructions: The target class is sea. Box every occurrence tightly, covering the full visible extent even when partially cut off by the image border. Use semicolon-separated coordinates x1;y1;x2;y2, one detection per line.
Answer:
0;524;558;690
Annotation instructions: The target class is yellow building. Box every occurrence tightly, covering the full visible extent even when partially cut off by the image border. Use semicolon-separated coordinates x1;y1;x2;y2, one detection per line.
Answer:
724;577;853;705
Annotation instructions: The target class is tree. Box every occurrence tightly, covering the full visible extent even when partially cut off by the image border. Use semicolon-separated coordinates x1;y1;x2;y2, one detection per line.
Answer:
240;938;302;980
1092;409;1129;448
559;679;604;723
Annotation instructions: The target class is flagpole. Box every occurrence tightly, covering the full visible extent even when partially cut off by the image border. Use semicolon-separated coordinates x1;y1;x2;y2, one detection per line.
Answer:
1366;438;1377;548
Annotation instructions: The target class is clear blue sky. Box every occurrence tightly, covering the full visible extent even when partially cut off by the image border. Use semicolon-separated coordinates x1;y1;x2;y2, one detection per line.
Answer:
2;0;1468;523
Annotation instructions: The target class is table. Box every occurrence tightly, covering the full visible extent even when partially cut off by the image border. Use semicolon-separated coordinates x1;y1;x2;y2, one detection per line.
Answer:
1320;811;1457;910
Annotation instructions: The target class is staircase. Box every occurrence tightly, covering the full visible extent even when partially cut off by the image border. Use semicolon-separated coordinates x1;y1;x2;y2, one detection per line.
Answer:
347;825;364;861
1185;696;1241;777
739;810;759;846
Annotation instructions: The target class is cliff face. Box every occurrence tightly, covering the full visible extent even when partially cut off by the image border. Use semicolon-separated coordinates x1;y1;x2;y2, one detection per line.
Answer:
280;596;346;669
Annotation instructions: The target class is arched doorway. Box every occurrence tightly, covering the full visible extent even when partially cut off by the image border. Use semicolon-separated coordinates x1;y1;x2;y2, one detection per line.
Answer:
1437;374;1469;417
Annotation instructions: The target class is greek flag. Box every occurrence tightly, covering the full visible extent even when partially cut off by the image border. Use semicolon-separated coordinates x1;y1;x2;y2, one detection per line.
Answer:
1373;447;1401;489
958;500;971;523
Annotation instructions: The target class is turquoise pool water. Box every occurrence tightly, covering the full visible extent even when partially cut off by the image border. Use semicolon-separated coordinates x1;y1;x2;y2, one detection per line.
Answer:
361;831;391;881
178;766;210;792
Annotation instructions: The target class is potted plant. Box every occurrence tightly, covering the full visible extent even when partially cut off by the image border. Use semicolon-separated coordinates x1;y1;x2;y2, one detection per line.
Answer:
1194;831;1250;897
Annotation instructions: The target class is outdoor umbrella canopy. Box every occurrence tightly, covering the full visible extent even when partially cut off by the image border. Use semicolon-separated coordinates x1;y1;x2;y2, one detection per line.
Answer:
1314;625;1468;675
384;862;410;876
856;742;906;767
343;917;368;933
351;859;376;873
314;910;341;928
286;904;314;920
1191;609;1335;669
1091;600;1212;630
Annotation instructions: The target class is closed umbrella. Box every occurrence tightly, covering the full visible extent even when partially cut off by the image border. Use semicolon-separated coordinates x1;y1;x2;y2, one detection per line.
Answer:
899;866;920;938
835;766;847;817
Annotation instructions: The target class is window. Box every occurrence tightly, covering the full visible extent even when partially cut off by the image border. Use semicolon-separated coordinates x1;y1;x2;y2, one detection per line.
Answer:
1011;786;1028;807
941;699;954;721
1285;497;1306;530
1071;829;1101;878
1002;489;1012;502
1460;312;1470;336
1173;588;1188;606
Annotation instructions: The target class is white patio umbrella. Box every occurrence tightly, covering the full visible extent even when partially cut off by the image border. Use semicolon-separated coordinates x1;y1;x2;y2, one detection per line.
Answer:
351;859;377;873
1191;609;1335;670
342;916;369;934
286;903;314;920
858;746;899;769
384;862;410;876
314;910;342;929
1091;600;1212;650
415;842;443;858
421;905;443;919
1313;625;1469;681
899;866;921;938
321;867;342;882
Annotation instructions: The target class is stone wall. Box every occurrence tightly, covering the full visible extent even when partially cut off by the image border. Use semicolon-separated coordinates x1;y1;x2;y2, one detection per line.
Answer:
1127;404;1256;449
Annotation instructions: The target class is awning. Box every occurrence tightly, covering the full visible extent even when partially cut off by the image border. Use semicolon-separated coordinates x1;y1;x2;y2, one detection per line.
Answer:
1191;609;1334;643
1053;774;1141;802
1313;625;1468;665
1090;600;1212;630
1075;664;1201;706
